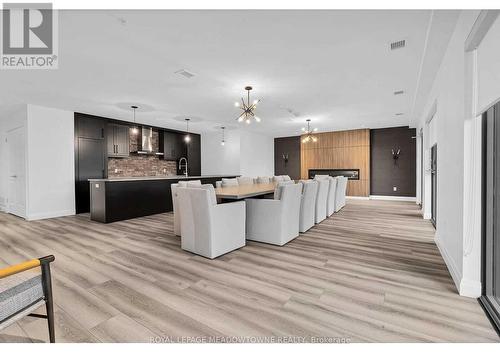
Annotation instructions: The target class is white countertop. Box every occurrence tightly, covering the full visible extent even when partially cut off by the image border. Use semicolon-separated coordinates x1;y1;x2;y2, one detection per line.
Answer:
88;175;239;182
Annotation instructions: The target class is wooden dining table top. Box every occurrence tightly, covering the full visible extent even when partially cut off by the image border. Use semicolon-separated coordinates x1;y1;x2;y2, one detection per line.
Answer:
215;182;277;199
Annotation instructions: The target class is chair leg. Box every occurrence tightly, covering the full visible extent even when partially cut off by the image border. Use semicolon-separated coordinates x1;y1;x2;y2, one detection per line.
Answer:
45;297;55;343
40;255;56;343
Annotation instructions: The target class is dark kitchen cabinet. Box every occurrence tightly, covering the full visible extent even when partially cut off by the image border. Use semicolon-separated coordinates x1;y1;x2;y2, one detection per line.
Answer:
187;134;201;176
75;114;107;214
90;175;239;223
76;115;105;140
107;124;130;157
160;131;186;160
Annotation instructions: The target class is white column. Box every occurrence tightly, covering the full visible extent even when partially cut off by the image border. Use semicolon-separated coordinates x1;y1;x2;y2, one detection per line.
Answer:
461;49;482;297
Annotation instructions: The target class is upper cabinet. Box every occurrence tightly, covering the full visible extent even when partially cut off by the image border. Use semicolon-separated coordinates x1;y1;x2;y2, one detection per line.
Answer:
159;131;200;175
107;124;130;157
160;131;186;160
76;115;105;140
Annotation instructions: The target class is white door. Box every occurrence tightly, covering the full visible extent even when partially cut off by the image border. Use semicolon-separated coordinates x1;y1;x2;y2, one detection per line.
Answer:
7;126;26;218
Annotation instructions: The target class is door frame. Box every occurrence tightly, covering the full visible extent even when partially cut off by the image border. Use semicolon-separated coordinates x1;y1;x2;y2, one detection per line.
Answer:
419;128;424;208
6;125;28;219
430;143;437;227
479;103;500;335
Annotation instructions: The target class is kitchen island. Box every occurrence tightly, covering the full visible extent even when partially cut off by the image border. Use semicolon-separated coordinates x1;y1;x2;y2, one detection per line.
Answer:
88;175;238;223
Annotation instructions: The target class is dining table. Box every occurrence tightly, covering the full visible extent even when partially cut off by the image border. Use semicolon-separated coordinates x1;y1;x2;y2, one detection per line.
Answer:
214;182;277;200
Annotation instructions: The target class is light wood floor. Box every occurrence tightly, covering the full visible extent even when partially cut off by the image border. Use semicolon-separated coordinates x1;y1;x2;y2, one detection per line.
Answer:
0;200;498;342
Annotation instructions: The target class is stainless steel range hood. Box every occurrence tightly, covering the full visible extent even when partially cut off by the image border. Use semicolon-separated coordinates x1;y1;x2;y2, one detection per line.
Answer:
134;127;164;155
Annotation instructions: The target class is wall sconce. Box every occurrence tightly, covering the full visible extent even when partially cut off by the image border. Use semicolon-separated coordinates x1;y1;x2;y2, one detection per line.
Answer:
282;153;289;166
392;148;401;161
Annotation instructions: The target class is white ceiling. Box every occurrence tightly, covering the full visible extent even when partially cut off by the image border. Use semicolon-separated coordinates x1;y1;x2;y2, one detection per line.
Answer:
0;10;460;136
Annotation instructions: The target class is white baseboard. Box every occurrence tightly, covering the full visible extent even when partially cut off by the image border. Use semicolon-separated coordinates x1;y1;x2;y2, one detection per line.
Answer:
26;209;75;221
346;196;369;200
434;234;461;293
459;278;481;298
369;195;416;202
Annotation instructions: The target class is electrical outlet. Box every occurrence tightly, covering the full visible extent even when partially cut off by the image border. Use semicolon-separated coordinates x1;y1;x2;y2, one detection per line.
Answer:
114;168;118;173
393;186;397;192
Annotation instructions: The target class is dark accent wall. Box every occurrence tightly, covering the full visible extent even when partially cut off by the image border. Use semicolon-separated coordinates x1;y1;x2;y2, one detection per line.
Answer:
274;136;301;180
370;126;416;197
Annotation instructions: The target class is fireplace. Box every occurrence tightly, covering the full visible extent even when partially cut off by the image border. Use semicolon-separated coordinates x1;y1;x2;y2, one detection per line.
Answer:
308;169;359;180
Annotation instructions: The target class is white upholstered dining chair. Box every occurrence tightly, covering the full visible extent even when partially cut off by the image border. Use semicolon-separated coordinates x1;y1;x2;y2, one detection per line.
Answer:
245;183;302;246
299;180;318;233
237;177;254;185
272;175;292;183
255;176;271;184
326;177;338;217
221;178;239;187
335;176;348;212
313;178;329;223
171;180;202;236
177;185;246;259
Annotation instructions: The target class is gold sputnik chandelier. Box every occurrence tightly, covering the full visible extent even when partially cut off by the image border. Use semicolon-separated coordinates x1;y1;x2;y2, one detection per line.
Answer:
301;119;318;143
234;86;261;124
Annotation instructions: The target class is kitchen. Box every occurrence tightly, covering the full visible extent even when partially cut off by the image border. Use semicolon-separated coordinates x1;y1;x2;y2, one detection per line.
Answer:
74;111;237;223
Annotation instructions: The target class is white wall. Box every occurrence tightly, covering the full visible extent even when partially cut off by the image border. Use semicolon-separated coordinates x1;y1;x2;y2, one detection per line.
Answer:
0;104;75;220
0;104;28;214
239;131;274;177
201;129;274;178
201;130;240;175
416;10;500;297
25;105;75;220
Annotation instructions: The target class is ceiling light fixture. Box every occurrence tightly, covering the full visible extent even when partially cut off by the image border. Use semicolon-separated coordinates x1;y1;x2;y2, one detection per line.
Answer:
235;86;261;124
184;118;191;143
301;119;318;143
220;126;226;146
131;105;139;135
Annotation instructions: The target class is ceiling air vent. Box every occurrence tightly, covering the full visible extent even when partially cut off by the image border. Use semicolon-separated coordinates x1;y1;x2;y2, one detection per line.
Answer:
390;40;406;51
394;90;405;95
175;69;196;78
395;113;404;116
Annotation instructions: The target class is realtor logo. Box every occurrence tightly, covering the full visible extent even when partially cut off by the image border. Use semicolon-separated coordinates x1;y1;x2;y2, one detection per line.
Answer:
1;3;58;69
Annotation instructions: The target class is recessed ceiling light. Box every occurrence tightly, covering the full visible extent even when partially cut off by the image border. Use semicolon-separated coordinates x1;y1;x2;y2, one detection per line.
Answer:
390;39;406;51
394;90;405;95
174;69;196;78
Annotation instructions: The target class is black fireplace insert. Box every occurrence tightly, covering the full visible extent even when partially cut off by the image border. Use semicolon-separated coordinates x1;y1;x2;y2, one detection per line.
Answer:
308;169;359;180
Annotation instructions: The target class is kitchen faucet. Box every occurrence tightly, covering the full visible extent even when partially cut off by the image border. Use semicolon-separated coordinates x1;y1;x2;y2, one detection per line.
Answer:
179;157;188;177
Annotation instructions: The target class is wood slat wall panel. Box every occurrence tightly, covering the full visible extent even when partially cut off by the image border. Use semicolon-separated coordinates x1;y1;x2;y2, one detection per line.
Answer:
301;129;370;196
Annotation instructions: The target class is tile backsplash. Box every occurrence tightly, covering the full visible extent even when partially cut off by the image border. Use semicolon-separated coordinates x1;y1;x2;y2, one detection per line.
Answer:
108;128;178;178
108;156;177;178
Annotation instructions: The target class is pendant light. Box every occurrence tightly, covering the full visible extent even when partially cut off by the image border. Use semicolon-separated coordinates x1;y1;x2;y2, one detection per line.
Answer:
301;119;318;143
184;118;191;143
234;86;261;124
220;126;226;146
131;105;139;135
